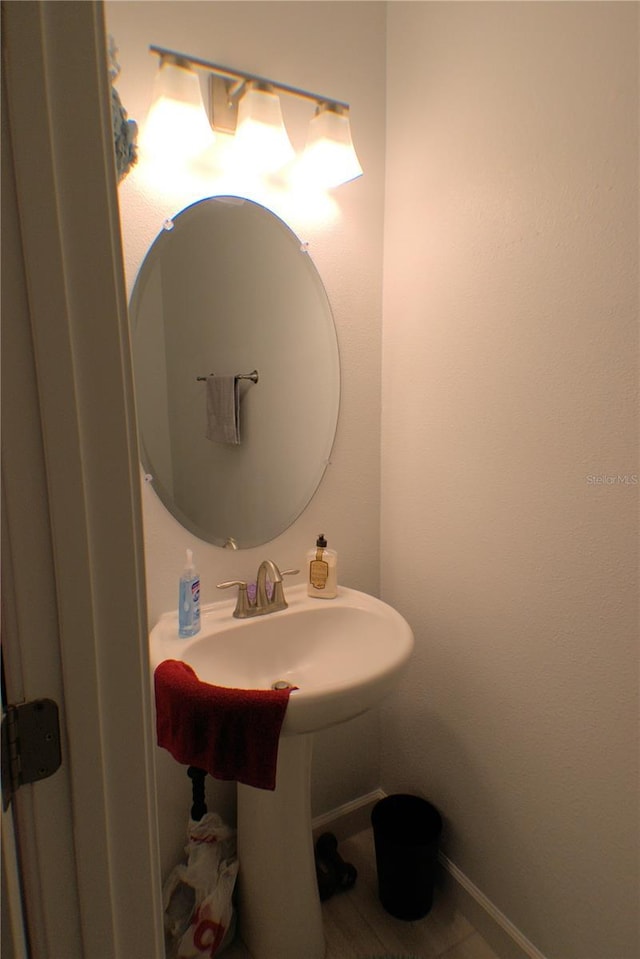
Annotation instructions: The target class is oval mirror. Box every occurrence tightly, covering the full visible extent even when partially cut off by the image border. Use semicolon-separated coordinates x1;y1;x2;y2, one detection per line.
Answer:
130;197;340;549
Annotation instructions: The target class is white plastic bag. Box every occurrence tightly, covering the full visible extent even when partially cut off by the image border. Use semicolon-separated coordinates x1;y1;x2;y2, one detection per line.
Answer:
163;813;239;959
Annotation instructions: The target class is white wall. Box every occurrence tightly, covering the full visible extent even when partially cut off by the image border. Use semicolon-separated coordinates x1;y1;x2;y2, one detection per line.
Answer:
381;3;639;958
106;0;386;877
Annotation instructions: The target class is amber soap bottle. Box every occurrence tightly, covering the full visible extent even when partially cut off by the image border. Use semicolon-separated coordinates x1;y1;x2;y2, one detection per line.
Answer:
307;534;338;599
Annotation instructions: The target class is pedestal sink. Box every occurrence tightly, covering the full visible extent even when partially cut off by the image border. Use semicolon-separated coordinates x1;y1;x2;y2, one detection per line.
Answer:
150;583;413;959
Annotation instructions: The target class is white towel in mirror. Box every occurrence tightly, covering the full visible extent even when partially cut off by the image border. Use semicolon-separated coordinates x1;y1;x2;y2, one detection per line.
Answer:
205;375;241;444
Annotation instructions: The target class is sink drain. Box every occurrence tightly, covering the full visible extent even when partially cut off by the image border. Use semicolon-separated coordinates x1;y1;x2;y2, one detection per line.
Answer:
271;680;294;690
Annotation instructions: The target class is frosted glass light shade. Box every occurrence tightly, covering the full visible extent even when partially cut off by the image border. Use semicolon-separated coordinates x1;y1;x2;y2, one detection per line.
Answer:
299;104;363;189
234;84;295;174
141;59;214;160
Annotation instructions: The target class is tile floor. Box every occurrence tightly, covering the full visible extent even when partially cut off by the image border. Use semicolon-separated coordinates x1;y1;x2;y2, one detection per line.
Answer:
224;828;500;959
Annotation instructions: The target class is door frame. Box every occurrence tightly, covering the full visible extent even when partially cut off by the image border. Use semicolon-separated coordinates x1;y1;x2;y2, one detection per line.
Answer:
2;1;163;954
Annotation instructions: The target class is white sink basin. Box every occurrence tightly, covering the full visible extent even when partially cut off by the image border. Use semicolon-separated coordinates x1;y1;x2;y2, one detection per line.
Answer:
149;583;414;735
150;581;413;959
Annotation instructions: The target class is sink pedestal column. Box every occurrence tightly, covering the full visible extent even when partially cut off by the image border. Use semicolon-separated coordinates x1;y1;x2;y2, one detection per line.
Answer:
237;733;324;959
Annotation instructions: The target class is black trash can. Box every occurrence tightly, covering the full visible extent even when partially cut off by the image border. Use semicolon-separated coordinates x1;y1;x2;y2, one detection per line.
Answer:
371;794;442;920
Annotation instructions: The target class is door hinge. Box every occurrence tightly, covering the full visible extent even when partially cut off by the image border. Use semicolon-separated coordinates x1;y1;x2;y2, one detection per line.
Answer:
1;699;62;810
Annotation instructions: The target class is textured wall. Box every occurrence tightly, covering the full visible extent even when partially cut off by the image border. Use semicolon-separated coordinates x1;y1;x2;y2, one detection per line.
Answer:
381;3;638;957
106;0;386;877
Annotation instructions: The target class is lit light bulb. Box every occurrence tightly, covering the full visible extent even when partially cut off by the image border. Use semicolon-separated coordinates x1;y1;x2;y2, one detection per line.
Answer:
233;83;295;175
140;58;214;166
296;103;363;189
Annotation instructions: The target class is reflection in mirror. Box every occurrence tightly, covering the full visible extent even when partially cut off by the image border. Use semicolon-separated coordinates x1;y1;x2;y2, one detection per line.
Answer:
130;197;340;549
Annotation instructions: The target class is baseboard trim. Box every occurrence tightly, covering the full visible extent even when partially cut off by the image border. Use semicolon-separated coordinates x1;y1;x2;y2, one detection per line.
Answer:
311;788;385;841
313;790;547;959
439;853;548;959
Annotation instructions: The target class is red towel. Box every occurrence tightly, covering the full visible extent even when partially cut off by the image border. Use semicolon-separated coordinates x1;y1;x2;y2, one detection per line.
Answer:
154;660;293;790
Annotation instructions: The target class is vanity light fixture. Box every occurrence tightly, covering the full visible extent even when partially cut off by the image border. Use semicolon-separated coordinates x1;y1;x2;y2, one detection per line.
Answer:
147;45;363;187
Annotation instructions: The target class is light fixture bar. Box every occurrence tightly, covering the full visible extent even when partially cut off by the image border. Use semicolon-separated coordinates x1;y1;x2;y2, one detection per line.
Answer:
149;45;350;111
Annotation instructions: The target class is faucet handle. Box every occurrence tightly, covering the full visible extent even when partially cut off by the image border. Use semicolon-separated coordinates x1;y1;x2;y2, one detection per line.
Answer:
269;569;300;609
216;580;251;618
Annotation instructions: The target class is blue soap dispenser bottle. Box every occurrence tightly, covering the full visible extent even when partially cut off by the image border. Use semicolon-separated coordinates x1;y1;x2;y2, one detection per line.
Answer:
178;548;201;637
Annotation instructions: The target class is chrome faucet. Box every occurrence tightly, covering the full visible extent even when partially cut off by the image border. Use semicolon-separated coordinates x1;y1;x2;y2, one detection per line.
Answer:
217;560;299;618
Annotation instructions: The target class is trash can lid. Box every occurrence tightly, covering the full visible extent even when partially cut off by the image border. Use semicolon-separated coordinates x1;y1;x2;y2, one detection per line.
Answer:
371;794;442;843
